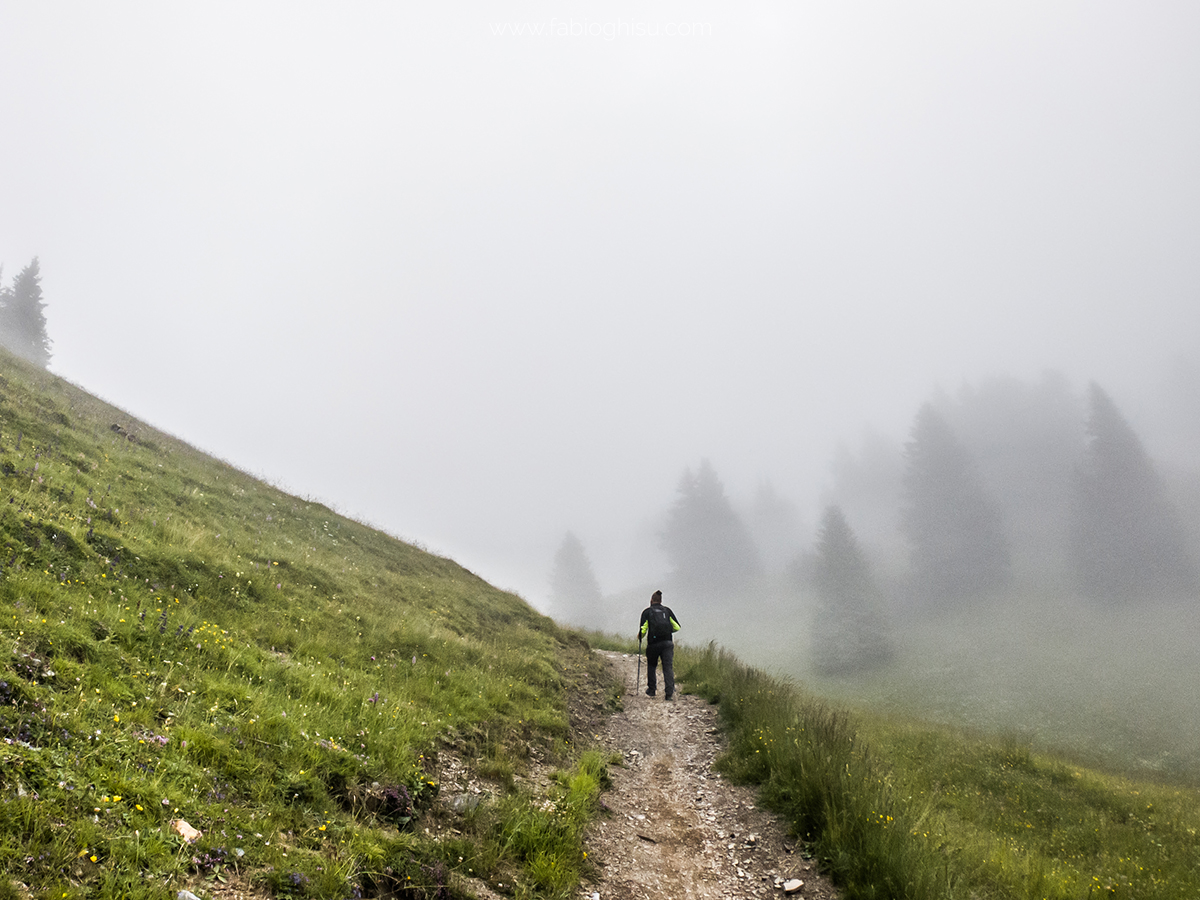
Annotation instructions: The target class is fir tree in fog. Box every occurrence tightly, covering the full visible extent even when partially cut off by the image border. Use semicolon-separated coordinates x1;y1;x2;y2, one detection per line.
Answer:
901;404;1010;605
548;531;602;623
1162;358;1200;465
824;431;906;572
1160;360;1200;550
660;459;760;597
1070;383;1196;603
810;504;892;675
747;481;805;572
0;258;52;368
939;373;1084;584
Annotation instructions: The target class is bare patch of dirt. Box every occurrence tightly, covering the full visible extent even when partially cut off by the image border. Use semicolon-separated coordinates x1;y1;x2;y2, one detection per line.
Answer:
581;650;839;900
193;877;264;900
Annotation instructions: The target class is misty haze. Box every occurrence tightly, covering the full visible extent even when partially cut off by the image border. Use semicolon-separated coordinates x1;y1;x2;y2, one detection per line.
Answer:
5;0;1200;796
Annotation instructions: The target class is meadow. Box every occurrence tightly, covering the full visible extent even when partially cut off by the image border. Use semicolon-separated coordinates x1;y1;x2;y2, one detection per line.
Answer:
0;352;615;899
803;593;1200;786
677;641;1200;900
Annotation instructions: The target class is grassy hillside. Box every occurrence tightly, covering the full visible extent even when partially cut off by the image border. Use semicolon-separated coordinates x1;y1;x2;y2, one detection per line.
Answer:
0;351;616;899
10;347;1200;900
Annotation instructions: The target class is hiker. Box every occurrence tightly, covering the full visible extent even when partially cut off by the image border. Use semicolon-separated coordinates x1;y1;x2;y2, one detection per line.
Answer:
638;589;680;700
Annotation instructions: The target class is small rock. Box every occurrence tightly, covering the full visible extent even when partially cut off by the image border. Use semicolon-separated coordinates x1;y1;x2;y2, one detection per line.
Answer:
171;819;201;843
178;892;202;900
450;793;481;813
783;878;804;893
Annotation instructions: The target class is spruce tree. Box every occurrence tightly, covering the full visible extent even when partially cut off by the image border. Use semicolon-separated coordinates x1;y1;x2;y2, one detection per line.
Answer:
660;459;760;596
939;373;1084;585
0;258;52;368
549;531;602;619
746;481;804;573
1070;383;1196;602
900;403;1010;605
810;505;891;675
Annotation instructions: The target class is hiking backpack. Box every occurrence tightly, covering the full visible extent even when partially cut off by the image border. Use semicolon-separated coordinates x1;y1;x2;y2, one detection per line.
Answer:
647;606;673;643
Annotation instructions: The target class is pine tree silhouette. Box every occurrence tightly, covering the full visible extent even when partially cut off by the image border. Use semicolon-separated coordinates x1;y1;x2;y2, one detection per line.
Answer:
0;257;52;368
810;505;891;675
1070;383;1196;602
900;403;1010;605
549;531;602;619
660;459;760;596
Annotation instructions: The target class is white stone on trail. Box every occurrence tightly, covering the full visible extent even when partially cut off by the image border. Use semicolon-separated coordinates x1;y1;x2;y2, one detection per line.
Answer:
783;878;805;893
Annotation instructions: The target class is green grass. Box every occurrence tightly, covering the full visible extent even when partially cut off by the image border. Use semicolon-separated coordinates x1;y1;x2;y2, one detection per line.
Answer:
11;344;1200;899
678;642;1200;900
867;718;1200;899
799;593;1200;787
0;350;615;899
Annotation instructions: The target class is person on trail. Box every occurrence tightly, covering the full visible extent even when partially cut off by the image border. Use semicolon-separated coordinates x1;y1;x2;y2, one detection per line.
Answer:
638;589;680;700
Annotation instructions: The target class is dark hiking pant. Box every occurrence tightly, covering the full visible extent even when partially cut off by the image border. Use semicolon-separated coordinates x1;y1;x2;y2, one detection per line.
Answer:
646;641;674;697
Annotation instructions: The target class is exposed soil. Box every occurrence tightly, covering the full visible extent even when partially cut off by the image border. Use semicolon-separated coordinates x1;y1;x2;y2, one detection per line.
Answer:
580;650;839;900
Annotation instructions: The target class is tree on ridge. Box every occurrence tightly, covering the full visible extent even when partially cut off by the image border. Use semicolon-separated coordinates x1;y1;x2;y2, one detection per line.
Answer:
549;531;603;621
0;257;52;368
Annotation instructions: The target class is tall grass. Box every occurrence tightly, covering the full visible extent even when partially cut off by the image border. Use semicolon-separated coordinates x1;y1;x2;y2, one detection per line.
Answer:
680;644;952;899
678;642;1200;900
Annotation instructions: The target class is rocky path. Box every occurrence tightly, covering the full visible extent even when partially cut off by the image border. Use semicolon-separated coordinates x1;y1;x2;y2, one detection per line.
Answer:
580;651;838;900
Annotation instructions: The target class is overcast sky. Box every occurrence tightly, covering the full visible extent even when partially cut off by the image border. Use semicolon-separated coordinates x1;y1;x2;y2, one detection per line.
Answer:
2;1;1198;605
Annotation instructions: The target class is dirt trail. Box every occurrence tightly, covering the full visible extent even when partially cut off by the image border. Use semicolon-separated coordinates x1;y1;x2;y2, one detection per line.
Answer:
581;651;838;900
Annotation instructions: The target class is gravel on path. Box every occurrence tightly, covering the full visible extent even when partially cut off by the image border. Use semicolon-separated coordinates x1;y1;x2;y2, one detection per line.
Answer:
580;650;839;900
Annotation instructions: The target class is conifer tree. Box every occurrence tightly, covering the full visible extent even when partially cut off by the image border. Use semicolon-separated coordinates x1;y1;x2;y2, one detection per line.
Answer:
810;504;891;675
0;257;52;368
900;403;1010;604
939;373;1084;585
660;459;760;596
1070;383;1196;602
747;481;804;572
549;531;602;619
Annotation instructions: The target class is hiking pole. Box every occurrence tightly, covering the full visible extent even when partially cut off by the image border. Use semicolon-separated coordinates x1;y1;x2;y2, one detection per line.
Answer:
636;636;642;695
